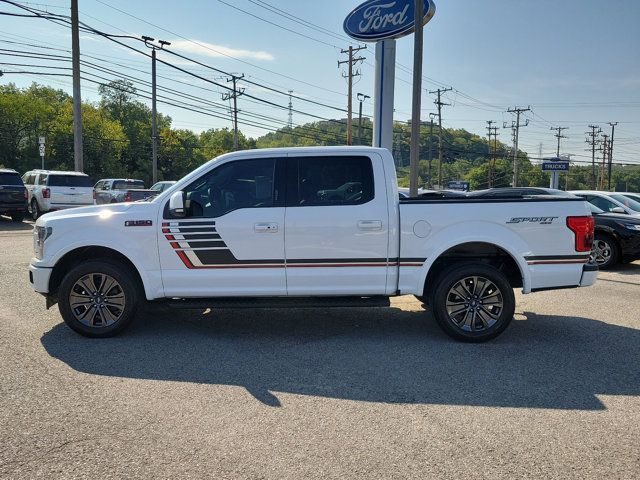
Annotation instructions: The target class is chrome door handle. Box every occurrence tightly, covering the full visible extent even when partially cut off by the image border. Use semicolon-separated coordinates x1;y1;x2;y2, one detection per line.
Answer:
357;220;382;231
254;222;279;233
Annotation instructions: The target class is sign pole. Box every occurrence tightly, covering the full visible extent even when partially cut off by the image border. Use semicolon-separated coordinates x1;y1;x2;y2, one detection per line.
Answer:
373;40;396;152
409;0;424;197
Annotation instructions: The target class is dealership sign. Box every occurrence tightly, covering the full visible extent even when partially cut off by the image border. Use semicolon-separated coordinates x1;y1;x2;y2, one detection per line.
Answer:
542;160;570;171
344;0;436;41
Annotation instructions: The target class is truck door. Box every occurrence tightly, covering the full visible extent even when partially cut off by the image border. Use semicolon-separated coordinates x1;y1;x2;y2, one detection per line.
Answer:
284;153;390;295
158;156;287;297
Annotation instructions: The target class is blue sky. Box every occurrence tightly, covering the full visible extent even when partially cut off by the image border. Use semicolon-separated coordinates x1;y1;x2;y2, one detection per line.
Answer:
1;0;639;164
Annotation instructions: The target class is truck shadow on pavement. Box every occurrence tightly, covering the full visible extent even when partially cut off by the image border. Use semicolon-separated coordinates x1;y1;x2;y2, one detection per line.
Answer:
41;307;640;409
0;216;33;231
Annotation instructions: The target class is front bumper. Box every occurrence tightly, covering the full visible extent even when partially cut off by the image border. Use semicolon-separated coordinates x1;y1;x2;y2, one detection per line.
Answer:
579;263;598;287
29;263;52;294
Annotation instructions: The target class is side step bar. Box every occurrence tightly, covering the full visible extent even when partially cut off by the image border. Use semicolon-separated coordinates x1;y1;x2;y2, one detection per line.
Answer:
164;296;391;310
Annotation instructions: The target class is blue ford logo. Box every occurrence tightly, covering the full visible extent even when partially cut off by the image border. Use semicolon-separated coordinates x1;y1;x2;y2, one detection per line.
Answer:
344;0;436;41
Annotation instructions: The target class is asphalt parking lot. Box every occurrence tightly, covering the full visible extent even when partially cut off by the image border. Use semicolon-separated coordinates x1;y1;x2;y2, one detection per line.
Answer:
1;216;639;479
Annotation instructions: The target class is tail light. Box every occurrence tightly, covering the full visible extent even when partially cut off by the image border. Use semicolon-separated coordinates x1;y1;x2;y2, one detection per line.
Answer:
566;216;595;252
123;192;132;202
23;189;28;200
42;188;50;199
93;189;96;200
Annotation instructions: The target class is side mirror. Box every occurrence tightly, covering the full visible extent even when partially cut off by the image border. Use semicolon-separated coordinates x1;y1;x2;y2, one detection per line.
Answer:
611;206;626;214
169;191;186;218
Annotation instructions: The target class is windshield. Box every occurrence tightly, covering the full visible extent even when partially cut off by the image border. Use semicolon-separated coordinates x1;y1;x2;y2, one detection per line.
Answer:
0;172;23;186
114;180;145;190
48;175;93;187
587;203;605;214
610;194;640;212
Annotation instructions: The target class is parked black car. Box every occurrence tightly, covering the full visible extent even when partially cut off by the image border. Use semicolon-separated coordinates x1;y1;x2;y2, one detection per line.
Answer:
0;168;28;222
588;203;640;269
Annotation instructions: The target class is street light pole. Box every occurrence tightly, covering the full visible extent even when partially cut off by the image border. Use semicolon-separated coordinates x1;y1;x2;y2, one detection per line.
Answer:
357;93;370;145
142;36;171;185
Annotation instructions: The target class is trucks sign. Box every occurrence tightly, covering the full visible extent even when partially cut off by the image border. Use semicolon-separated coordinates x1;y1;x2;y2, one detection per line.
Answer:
343;0;436;41
542;161;570;172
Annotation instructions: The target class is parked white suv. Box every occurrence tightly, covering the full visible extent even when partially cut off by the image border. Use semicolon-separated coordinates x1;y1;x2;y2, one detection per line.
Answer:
22;170;94;219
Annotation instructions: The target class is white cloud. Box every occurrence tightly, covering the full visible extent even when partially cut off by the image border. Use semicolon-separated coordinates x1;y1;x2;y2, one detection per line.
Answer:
169;39;274;61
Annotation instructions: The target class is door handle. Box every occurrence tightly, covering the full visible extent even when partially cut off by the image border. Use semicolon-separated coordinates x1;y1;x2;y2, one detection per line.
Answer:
254;222;279;233
357;220;382;231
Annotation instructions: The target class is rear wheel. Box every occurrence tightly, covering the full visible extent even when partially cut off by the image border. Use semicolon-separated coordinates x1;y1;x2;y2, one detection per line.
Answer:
430;263;515;342
31;199;40;220
57;260;140;337
590;233;619;270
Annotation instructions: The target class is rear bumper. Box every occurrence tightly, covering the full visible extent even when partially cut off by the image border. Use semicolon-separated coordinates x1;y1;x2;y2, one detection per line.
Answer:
579;263;598;287
0;203;27;213
29;264;52;294
45;203;93;212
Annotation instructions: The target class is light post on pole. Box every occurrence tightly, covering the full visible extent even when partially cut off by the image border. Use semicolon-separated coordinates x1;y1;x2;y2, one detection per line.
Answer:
428;112;437;188
142;36;170;185
357;93;370;145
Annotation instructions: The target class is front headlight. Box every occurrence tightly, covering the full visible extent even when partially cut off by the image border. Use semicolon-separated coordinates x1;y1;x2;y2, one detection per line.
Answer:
33;226;52;259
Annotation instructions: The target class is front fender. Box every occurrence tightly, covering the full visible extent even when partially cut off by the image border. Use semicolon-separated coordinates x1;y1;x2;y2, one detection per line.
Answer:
35;224;162;300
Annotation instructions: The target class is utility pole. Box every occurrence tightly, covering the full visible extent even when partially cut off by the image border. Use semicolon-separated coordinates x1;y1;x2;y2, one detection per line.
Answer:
287;90;293;129
486;121;499;188
408;0;425;196
71;0;83;172
428;112;437;188
585;125;601;190
222;74;245;151
142;36;170;184
428;87;452;189
356;93;370;145
551;126;568;190
599;134;609;190
551;126;568;157
338;45;366;146
607;122;617;190
506;106;530;187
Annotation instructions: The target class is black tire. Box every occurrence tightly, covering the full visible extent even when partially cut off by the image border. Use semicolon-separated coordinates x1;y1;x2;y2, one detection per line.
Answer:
590;233;619;270
11;213;24;222
31;199;40;220
430;263;515;342
57;259;141;338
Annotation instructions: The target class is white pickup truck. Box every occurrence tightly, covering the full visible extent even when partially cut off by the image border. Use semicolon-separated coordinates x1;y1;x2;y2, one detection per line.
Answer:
29;147;596;342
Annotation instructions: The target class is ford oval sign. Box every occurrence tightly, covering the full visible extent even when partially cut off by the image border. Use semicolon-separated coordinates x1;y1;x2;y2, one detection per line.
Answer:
344;0;436;42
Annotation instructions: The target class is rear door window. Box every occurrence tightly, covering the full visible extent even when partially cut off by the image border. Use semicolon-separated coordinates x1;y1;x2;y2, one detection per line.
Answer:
0;172;24;186
292;156;374;206
47;175;93;187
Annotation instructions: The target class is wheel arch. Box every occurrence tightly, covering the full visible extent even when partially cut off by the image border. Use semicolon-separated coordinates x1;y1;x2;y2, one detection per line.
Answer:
48;246;146;299
422;241;526;301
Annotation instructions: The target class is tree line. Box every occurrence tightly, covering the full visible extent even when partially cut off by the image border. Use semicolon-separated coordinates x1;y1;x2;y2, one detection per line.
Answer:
1;80;638;192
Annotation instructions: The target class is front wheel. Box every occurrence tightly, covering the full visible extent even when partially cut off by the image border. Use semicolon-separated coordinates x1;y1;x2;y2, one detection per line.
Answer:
58;260;141;337
430;263;515;342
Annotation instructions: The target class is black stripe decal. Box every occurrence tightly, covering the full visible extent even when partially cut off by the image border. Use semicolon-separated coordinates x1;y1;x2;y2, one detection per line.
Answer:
180;233;222;240
172;227;217;233
194;250;285;265
169;221;216;226
524;255;589;261
186;240;227;248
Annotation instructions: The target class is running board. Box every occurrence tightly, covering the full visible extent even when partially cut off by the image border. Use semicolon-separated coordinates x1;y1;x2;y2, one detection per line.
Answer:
164;296;391;310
